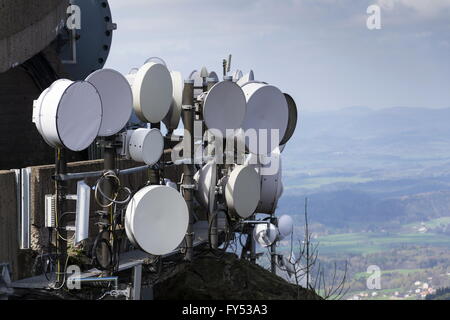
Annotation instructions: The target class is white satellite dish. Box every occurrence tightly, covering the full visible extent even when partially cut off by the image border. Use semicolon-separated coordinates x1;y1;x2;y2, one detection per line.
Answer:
129;62;173;123
279;93;298;146
144;56;167;67
236;70;254;86
189;69;203;97
32;79;102;151
203;81;246;137
163;71;183;130
256;148;283;214
193;161;216;211
128;128;164;165
278;215;294;239
125;185;189;255
240;82;289;155
86;69;133;136
253;223;278;247
225;165;261;219
232;69;243;82
209;71;219;82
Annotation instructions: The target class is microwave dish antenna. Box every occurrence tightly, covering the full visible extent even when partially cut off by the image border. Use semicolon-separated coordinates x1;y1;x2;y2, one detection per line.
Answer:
129;62;173;123
203;81;247;137
125;185;189;255
225;165;261;219
85;69;132;136
253;223;278;247
32;79;102;151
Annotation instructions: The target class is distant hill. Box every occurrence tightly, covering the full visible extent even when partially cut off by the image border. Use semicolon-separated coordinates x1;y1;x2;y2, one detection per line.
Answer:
278;107;450;230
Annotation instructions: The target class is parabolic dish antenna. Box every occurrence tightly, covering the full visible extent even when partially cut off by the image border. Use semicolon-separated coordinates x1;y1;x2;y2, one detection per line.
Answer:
193;161;217;211
236;70;255;86
129;62;173;123
32;79;102;151
279;93;298;146
256;148;283;214
203;81;246;137
189;69;203;97
125;185;189;255
163;71;183;130
86;69;132;136
253;223;278;247
225;165;261;219
241;82;289;155
278;215;294;239
209;71;219;82
144;56;167;67
232;69;243;82
128;128;164;165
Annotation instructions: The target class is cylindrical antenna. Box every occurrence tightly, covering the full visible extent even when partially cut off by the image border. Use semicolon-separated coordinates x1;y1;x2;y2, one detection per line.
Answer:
227;54;232;73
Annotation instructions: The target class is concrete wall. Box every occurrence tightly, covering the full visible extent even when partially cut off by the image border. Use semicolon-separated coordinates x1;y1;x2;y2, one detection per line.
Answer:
0;0;69;72
0;158;183;280
0;170;19;279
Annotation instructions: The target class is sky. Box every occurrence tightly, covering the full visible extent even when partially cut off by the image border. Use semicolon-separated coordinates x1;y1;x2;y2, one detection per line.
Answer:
105;0;450;111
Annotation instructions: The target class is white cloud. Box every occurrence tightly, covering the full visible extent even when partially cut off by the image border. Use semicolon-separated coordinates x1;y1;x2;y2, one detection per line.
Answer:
377;0;450;17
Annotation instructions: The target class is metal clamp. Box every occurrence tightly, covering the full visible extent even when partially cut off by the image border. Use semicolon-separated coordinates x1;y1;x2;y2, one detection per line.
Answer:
182;104;194;110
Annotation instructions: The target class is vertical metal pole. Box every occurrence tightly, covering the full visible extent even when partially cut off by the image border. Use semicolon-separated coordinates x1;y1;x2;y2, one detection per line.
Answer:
250;215;256;264
148;123;161;185
102;137;116;274
182;79;195;261
55;148;68;285
270;216;277;274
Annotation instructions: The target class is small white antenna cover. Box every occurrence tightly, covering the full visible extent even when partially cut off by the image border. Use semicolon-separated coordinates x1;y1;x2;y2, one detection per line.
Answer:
253;223;278;247
203;81;247;137
125;185;189;255
131;62;173;123
236;70;254;86
278;215;294;239
128;128;164;165
86;69;133;136
225;165;261;219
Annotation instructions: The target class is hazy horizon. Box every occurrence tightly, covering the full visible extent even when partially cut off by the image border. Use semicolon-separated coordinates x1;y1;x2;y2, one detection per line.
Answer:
105;0;450;112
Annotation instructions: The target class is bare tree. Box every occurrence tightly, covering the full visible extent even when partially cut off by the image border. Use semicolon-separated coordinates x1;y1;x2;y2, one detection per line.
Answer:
277;197;349;300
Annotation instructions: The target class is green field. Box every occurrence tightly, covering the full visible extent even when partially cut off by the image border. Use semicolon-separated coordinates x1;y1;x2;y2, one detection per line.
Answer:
315;231;450;255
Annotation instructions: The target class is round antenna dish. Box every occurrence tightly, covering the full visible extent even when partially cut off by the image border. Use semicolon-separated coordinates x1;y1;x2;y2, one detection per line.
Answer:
144;56;167;67
237;70;255;86
209;71;219;82
86;69;132;136
189;69;203;97
225;165;261;219
130;62;173;123
163;71;183;130
193;161;216;210
203;81;246;137
278;215;294;238
232;69;243;82
129;128;164;165
33;79;102;151
279;93;298;146
240;82;289;155
253;223;278;247
256;148;283;214
125;185;189;255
